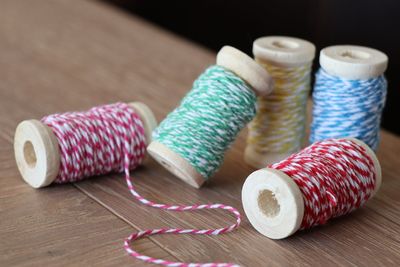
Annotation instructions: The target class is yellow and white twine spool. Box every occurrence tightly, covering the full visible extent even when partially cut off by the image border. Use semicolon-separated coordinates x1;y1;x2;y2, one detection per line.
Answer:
245;36;316;168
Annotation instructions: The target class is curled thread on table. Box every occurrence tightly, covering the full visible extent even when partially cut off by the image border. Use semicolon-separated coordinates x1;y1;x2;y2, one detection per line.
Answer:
42;103;241;267
271;138;377;229
153;65;257;179
310;69;387;150
247;62;312;154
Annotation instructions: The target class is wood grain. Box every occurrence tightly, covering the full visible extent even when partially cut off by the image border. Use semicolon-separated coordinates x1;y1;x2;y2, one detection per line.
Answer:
0;130;177;266
1;0;400;266
0;0;180;265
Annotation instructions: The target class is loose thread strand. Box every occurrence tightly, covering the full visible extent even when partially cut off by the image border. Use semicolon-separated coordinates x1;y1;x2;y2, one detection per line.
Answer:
42;103;242;267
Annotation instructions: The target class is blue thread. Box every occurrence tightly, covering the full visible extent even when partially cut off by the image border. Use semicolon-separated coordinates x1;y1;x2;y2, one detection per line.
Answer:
310;68;387;150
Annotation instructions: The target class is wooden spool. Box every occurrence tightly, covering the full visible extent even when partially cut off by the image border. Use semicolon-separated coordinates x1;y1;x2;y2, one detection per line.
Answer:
320;45;388;80
14;102;157;188
242;137;382;239
245;36;316;168
147;46;273;188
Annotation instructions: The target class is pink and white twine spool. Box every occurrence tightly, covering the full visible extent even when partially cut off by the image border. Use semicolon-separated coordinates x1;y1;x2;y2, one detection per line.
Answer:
41;103;147;183
14;102;241;267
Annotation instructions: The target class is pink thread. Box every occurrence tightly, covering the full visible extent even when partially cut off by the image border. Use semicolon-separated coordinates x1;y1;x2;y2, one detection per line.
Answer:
42;103;241;267
269;138;377;230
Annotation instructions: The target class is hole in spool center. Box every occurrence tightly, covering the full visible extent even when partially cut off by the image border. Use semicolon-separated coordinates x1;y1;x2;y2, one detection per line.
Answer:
341;50;370;60
23;141;37;168
258;189;280;218
271;40;299;49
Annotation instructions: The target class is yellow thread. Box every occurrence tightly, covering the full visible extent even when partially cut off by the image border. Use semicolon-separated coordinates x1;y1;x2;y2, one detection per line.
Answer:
247;60;312;156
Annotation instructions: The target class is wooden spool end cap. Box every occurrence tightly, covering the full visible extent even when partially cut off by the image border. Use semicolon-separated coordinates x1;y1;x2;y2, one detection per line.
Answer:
216;45;273;96
320;45;388;79
147;141;205;188
244;145;298;169
128;102;157;145
14;120;61;188
253;36;316;67
242;168;304;239
345;137;382;195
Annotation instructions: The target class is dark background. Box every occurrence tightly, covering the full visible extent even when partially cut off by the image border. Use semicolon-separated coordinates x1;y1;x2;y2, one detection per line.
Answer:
104;0;400;135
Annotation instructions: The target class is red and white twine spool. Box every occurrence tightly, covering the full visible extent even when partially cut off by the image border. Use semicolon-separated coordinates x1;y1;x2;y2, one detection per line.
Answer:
242;138;382;239
14;102;241;267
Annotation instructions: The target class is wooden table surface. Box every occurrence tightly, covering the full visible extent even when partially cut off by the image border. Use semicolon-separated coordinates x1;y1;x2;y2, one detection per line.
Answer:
1;0;400;266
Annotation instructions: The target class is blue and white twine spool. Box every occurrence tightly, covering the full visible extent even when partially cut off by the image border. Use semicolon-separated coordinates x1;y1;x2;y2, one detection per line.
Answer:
310;45;388;150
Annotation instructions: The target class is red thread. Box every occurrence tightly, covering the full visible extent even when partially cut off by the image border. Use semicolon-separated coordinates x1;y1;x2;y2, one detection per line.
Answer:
42;103;241;267
269;138;377;230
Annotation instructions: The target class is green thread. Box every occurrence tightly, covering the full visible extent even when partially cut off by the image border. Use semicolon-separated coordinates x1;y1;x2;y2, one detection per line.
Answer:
153;65;257;179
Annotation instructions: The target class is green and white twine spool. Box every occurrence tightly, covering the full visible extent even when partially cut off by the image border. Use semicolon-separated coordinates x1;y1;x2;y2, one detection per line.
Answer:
153;65;257;179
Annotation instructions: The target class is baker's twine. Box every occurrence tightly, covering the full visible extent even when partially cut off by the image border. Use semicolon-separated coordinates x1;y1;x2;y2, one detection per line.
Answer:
311;69;387;150
43;102;241;267
270;138;377;229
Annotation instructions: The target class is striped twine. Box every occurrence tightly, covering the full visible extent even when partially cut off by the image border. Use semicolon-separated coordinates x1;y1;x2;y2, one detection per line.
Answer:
270;138;377;229
154;65;257;179
310;69;387;150
42;103;147;183
43;102;241;267
247;61;312;156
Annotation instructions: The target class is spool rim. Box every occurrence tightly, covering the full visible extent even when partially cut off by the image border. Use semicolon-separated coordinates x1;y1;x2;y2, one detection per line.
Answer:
253;36;316;67
242;168;304;239
320;45;388;79
128;102;157;145
148;47;272;188
14;120;60;188
216;45;273;96
147;141;205;188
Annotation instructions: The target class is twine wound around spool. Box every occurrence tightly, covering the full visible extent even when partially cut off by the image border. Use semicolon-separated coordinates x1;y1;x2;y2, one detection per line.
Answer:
148;46;273;188
14;102;242;266
311;45;388;150
14;102;157;188
245;36;316;168
242;138;382;239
